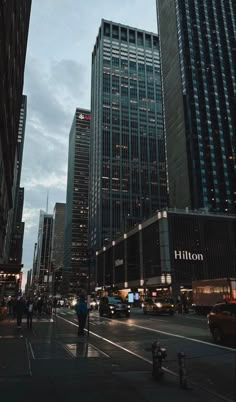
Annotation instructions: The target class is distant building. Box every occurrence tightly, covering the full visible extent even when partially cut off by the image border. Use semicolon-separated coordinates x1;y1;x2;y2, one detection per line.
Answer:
0;2;31;262
90;20;167;259
25;268;32;296
34;211;53;295
156;0;236;213
51;203;65;295
64;109;90;295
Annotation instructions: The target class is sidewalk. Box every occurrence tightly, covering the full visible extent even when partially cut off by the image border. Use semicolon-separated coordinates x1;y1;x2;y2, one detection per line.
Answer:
0;317;227;402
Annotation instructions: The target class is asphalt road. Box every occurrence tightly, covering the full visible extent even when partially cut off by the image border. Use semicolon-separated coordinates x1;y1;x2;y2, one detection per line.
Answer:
55;307;236;401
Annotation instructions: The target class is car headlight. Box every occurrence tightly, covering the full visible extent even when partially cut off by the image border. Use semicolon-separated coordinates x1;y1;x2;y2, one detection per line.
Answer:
155;302;162;308
171;304;174;308
141;302;144;308
71;299;77;306
128;305;131;309
109;305;114;309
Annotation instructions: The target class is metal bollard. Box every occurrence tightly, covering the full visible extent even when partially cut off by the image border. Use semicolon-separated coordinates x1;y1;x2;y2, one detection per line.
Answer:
178;352;188;389
152;341;167;380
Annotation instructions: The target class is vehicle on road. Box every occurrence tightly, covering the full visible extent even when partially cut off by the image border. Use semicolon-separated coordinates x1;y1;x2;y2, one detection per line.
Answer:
142;298;175;316
90;298;100;310
207;301;236;343
192;278;236;314
99;296;130;318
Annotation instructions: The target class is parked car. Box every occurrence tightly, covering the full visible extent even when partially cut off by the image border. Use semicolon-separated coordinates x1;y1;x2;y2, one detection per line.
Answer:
207;301;236;343
99;296;130;318
142;297;175;316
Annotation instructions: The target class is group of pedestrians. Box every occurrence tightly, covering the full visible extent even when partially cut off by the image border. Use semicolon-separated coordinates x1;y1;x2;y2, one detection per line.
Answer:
7;296;57;329
13;294;89;334
14;297;34;329
3;293;88;334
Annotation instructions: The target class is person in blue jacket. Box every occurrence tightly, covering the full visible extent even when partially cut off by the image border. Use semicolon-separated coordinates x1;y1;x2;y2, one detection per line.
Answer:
75;295;88;335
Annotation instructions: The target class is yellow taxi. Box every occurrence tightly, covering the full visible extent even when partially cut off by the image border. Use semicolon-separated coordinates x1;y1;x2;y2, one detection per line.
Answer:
142;297;175;316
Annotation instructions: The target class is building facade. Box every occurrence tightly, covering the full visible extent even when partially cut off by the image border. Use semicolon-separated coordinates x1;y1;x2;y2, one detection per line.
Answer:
7;96;27;264
90;20;167;255
96;209;236;296
34;211;53;295
64;109;90;296
51;203;65;295
0;1;31;263
156;0;236;213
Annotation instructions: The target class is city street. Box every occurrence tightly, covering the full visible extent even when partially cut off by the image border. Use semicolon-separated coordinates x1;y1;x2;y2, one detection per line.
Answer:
0;308;235;402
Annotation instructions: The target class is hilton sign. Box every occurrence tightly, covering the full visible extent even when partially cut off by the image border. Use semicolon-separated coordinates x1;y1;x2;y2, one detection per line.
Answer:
174;250;203;261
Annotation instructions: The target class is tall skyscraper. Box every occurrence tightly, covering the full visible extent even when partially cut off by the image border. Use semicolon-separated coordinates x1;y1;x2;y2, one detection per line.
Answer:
8;96;27;264
0;2;31;262
90;20;167;253
51;203;65;295
34;211;53;295
64;109;90;296
156;0;236;213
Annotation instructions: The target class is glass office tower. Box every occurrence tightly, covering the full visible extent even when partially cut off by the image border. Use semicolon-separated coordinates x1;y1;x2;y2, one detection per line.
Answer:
64;109;90;295
90;20;167;252
156;0;236;213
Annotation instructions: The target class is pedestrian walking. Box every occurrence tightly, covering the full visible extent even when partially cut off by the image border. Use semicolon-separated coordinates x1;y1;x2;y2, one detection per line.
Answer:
75;295;88;335
15;297;25;329
53;297;57;316
36;298;43;317
26;298;34;329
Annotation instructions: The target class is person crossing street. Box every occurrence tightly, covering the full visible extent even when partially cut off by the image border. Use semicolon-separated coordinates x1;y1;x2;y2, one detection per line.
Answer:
75;295;88;335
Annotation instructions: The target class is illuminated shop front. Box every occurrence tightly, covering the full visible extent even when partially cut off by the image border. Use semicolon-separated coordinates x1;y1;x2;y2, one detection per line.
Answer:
0;264;22;299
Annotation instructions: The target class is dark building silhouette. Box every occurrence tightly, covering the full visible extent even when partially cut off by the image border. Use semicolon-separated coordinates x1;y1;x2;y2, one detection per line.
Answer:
34;211;53;295
0;1;31;263
156;0;236;213
51;203;65;295
8;96;27;264
64;109;90;296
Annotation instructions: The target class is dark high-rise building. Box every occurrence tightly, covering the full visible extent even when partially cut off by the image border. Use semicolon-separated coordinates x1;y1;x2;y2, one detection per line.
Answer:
0;1;31;263
8;96;27;264
90;20;167;254
64;109;90;296
51;203;65;295
34;211;53;295
156;0;236;213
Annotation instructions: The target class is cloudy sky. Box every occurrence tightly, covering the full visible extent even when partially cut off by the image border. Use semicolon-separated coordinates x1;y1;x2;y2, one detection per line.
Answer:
21;0;158;284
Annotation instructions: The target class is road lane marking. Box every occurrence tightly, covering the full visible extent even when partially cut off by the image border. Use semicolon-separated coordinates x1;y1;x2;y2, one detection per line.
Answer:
59;313;236;352
102;316;236;353
148;318;168;323
25;339;32;377
28;341;35;360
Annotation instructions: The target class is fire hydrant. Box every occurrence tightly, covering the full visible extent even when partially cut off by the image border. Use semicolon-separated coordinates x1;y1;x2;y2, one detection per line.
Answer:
152;341;167;380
